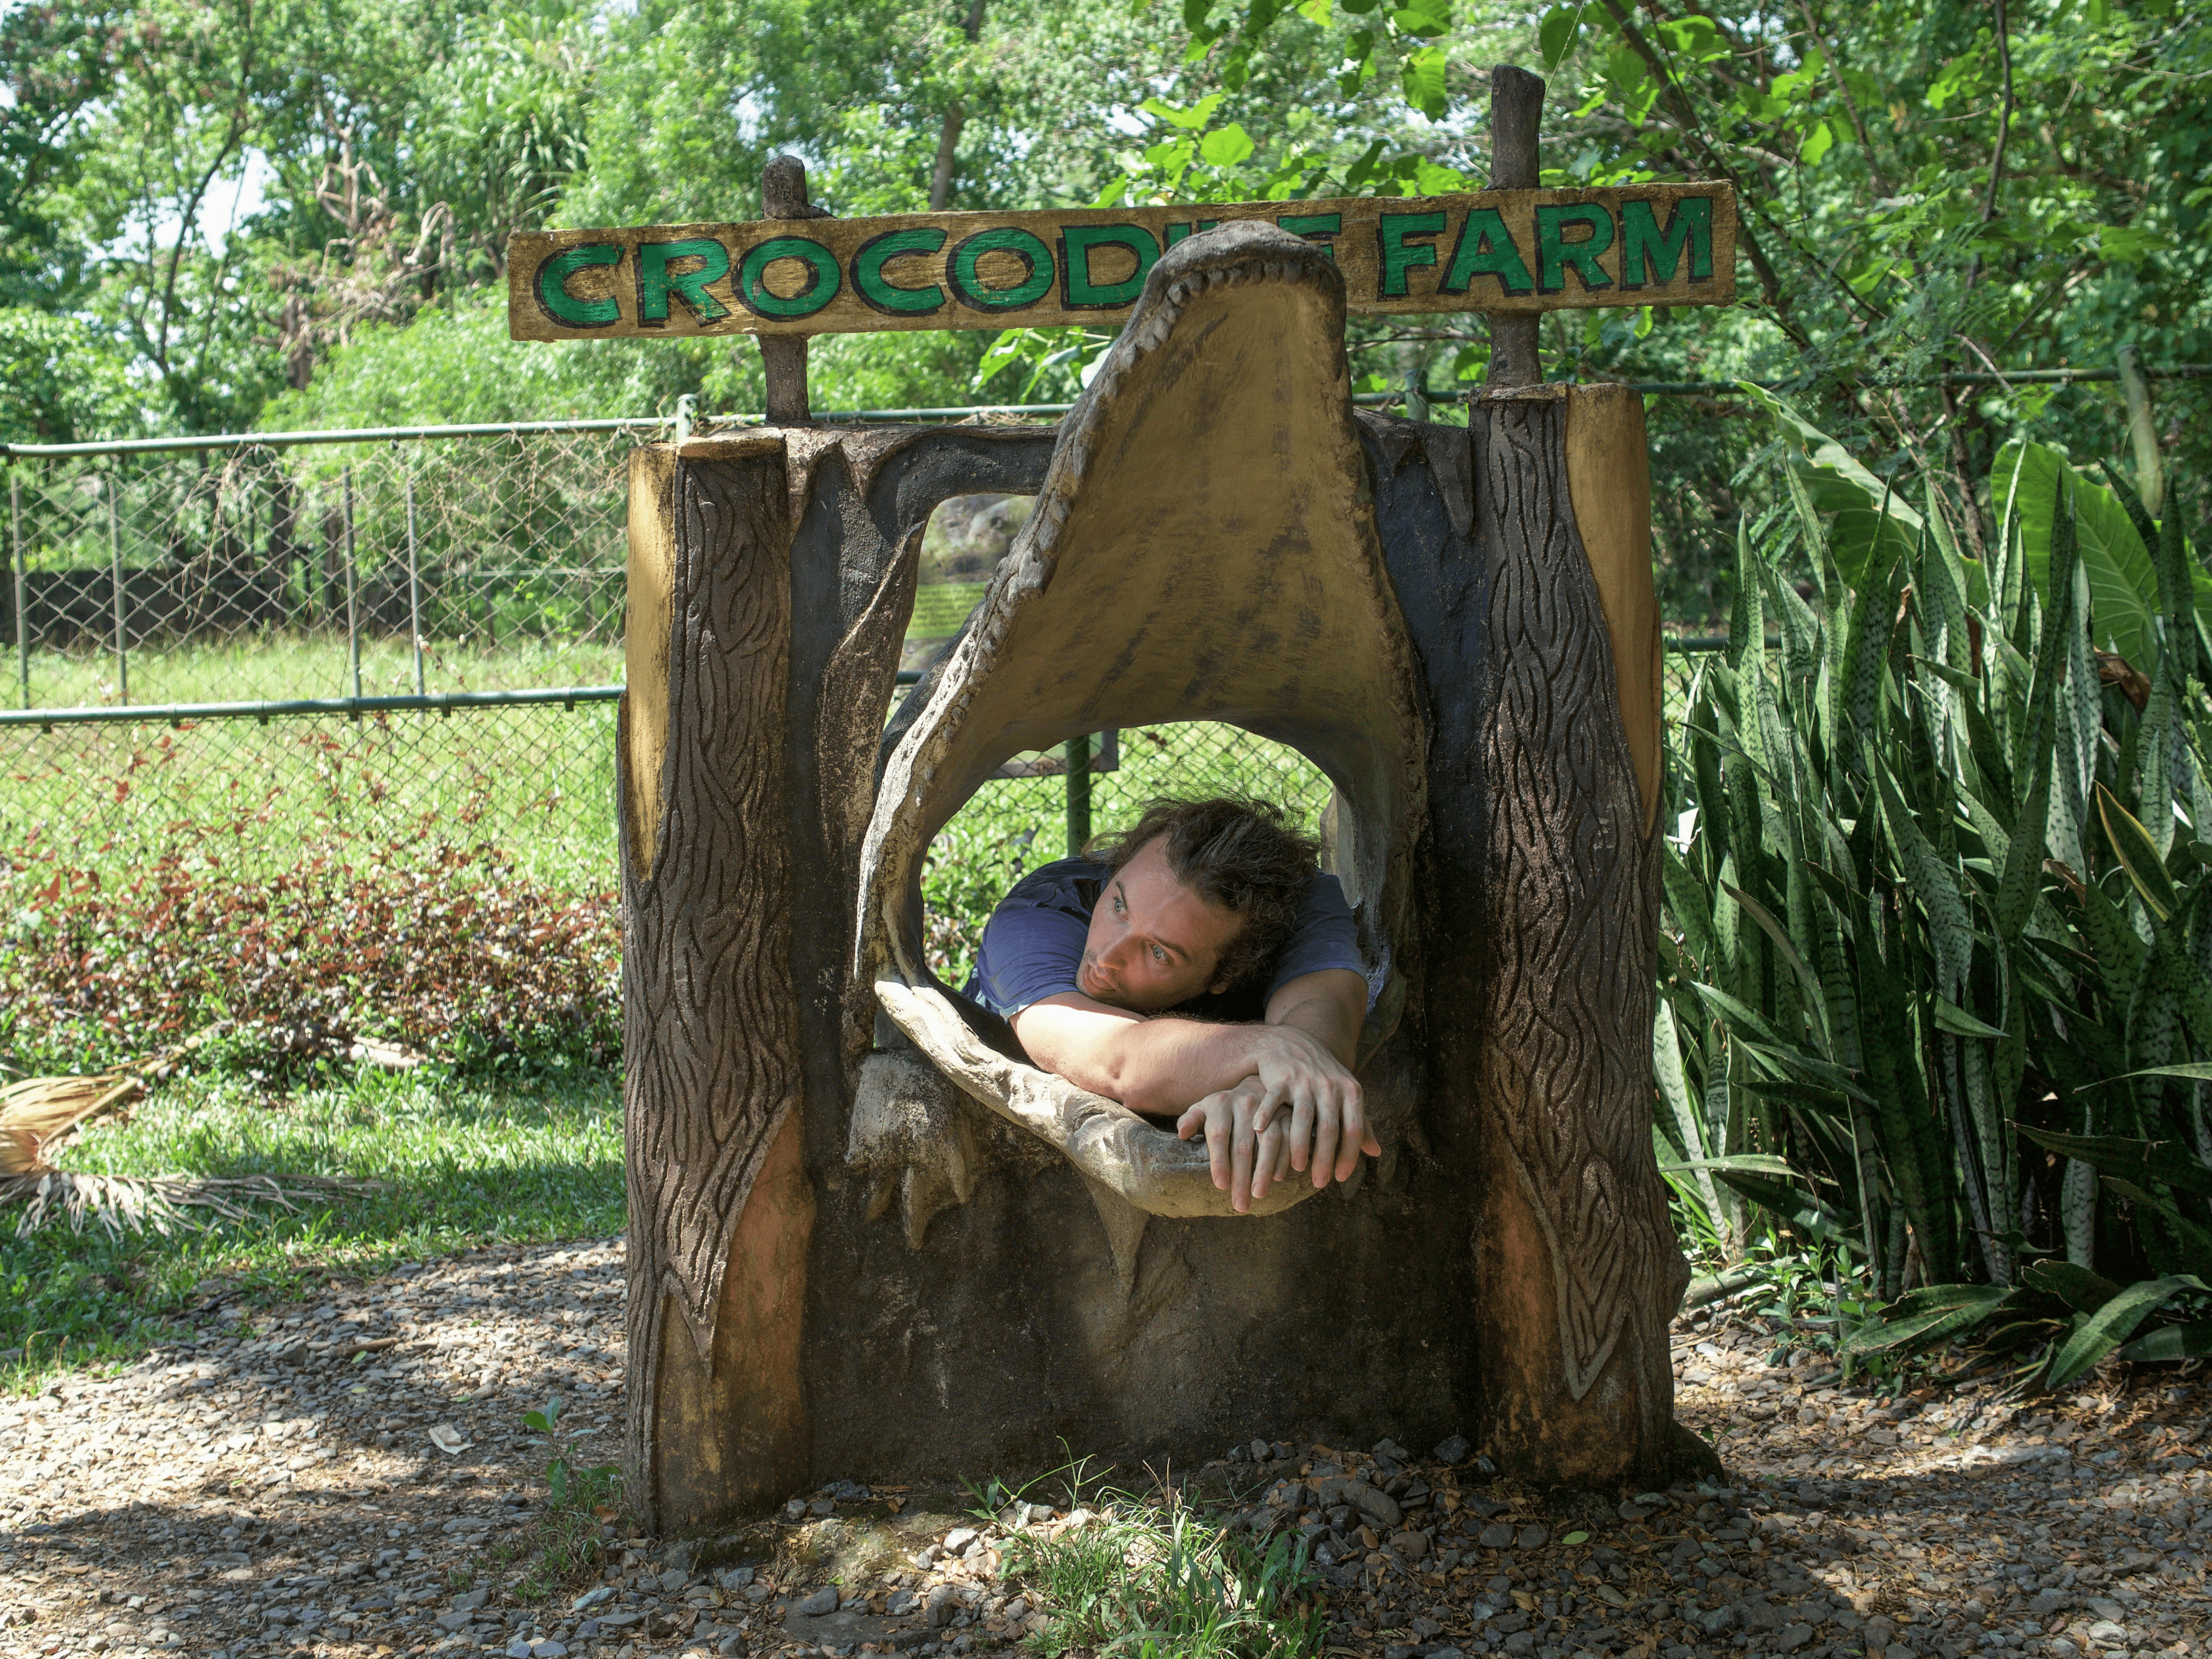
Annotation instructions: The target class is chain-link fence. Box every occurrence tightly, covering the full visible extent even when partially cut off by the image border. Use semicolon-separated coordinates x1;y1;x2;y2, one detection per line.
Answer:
0;416;1335;918
15;366;2186;912
3;422;644;897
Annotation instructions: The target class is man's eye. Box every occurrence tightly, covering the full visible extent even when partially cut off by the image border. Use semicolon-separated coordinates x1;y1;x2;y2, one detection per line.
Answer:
1113;895;1125;915
1151;945;1166;963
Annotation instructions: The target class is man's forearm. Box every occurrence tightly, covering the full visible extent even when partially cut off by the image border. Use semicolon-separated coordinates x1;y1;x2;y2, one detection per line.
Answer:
1090;1018;1283;1117
1266;978;1363;1068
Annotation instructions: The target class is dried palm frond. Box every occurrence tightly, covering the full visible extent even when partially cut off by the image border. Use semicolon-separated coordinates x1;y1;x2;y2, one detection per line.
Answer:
0;1073;144;1177
0;1171;385;1240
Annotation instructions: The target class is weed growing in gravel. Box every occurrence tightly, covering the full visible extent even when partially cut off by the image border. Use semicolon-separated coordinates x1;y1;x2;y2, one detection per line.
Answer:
516;1393;623;1601
1001;1486;1325;1659
0;1064;622;1392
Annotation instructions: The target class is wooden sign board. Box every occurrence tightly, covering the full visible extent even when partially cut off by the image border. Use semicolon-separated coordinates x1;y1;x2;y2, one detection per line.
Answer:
507;183;1734;341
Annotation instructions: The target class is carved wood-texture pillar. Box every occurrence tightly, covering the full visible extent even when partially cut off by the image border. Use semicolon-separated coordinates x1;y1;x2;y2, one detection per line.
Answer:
620;438;813;1531
1468;383;1703;1487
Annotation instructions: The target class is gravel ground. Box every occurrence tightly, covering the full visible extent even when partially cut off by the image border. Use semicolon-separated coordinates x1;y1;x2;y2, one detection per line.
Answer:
0;1238;2204;1659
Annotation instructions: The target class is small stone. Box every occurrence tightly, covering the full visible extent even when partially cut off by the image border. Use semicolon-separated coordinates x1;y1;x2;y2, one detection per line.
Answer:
782;1499;806;1521
1501;1634;1536;1657
1348;1481;1403;1527
1515;1525;1549;1551
1774;1622;1813;1653
2029;1590;2068;1616
434;1612;474;1633
451;1591;490;1613
926;1587;961;1630
886;1591;919;1617
1479;1523;1515;1549
505;1642;532;1659
1250;1438;1270;1461
1695;1604;1736;1636
529;1643;567;1658
2085;1621;2129;1647
2045;1641;2081;1659
657;1569;688;1594
1433;1434;1470;1465
1426;1650;1465;1659
1617;1502;1649;1522
943;1527;980;1554
1372;1437;1410;1461
571;1588;613;1612
1389;1529;1430;1560
715;1568;753;1592
794;1588;838;1617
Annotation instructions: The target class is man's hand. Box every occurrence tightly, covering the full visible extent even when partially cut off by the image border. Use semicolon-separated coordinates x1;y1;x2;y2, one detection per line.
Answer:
1174;1025;1378;1213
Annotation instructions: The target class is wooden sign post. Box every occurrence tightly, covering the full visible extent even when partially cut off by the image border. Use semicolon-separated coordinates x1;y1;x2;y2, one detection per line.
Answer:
529;67;1740;1534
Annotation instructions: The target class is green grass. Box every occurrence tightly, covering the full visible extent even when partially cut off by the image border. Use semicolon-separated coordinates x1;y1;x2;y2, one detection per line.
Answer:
15;631;626;711
998;1481;1327;1659
0;1061;624;1395
908;581;993;637
3;665;620;897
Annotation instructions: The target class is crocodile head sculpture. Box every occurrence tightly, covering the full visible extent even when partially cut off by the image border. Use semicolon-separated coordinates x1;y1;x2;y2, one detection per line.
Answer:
854;220;1429;1220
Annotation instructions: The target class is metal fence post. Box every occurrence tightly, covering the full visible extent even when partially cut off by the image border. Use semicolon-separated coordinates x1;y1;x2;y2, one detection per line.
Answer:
11;465;26;710
107;473;129;704
405;462;425;696
1065;731;1092;857
344;465;361;701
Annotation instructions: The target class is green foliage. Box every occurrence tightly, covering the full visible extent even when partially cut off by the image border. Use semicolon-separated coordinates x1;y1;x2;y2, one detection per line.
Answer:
517;1391;624;1599
1662;398;2212;1386
0;307;144;445
0;1065;623;1394
1000;1482;1325;1659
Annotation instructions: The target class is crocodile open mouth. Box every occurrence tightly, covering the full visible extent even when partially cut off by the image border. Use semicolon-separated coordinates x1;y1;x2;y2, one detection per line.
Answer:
855;219;1429;1219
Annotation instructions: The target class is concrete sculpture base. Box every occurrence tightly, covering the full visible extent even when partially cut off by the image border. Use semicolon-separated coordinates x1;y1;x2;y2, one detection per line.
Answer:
617;222;1706;1533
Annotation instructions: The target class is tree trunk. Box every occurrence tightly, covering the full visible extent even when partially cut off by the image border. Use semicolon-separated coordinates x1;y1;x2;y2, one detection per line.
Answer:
1464;382;1712;1488
619;437;813;1531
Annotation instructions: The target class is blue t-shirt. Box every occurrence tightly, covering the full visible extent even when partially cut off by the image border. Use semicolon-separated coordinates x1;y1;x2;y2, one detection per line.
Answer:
962;857;1364;1024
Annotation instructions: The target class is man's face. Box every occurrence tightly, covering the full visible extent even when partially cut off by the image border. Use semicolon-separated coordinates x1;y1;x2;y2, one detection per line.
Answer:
1078;836;1243;1012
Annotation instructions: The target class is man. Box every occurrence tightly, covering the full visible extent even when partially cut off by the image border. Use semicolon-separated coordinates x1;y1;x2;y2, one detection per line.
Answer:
962;795;1378;1213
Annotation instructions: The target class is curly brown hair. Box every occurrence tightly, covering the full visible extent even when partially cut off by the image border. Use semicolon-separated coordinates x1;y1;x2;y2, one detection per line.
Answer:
1088;796;1322;995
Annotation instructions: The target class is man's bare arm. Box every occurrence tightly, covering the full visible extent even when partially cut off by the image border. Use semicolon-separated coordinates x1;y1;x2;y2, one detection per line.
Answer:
1169;968;1375;1210
1010;993;1331;1118
1265;968;1365;1065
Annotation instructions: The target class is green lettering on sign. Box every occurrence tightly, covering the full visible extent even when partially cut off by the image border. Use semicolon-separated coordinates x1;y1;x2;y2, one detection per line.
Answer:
854;227;949;316
948;228;1056;312
737;236;842;320
1377;210;1447;299
1618;196;1713;289
1275;213;1341;260
1535;204;1614;294
536;244;622;328
1440;208;1535;297
1163;220;1221;248
637;238;733;325
1061;224;1160;309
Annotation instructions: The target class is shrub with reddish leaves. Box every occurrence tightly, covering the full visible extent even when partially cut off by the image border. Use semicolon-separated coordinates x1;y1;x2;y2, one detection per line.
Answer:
1;824;620;1075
